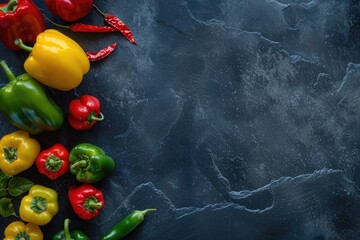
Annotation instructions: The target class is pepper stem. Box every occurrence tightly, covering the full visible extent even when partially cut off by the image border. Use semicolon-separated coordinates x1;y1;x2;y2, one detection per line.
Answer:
64;219;72;240
139;208;157;216
70;160;88;171
0;60;17;82
89;112;104;122
14;231;30;240
0;0;18;14
42;14;71;29
30;196;47;213
84;196;103;212
14;39;33;52
93;4;106;16
45;155;63;172
3;146;18;163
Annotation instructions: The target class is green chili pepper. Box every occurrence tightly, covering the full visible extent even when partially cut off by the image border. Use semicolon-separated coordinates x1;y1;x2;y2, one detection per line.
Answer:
101;209;156;240
53;218;89;240
0;60;63;135
69;143;115;183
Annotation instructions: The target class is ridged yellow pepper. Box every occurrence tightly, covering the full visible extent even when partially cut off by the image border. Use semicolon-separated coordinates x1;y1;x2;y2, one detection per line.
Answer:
0;131;40;175
16;29;90;91
4;221;43;240
20;185;59;226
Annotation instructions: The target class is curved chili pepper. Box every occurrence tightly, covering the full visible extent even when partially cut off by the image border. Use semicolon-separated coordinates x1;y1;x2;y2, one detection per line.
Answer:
86;43;117;61
94;4;136;44
101;209;156;240
35;143;70;180
69;23;116;33
44;15;117;33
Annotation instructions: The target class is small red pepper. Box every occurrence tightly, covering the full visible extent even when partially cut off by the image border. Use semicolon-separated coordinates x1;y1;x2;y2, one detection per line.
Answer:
68;184;104;220
94;5;136;44
68;94;104;130
35;143;70;180
45;0;93;22
0;0;46;50
44;15;117;33
86;43;117;61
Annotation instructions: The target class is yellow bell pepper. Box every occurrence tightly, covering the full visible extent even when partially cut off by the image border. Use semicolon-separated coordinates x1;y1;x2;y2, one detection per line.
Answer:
15;29;90;91
4;221;43;240
19;185;59;226
0;131;40;175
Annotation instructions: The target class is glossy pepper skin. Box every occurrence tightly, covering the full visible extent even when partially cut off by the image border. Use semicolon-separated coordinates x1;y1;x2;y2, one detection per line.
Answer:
101;209;156;240
45;0;93;22
68;94;104;130
20;184;59;226
68;184;104;220
0;131;40;175
36;143;70;180
53;218;89;240
0;61;64;135
4;221;43;240
15;29;90;91
0;0;45;50
69;143;115;183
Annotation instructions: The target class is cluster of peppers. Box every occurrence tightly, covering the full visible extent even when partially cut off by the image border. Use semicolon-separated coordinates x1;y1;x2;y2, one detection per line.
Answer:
0;0;155;239
0;130;115;217
0;128;155;239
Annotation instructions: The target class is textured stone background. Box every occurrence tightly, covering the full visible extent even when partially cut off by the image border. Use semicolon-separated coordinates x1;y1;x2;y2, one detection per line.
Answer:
1;0;360;239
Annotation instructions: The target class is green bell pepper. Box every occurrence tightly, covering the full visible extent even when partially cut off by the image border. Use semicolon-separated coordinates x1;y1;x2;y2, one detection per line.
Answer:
0;60;63;135
69;143;115;183
53;218;89;240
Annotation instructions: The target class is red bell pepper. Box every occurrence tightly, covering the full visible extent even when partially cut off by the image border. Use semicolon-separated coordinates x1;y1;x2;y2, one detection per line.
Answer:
0;0;45;50
68;94;104;130
35;143;70;180
68;184;104;220
45;0;93;22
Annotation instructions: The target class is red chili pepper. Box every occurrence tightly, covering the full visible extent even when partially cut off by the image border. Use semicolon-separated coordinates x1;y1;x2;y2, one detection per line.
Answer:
0;0;46;50
86;43;117;61
70;23;116;33
45;0;93;22
35;143;70;180
94;4;136;44
68;184;104;220
68;94;104;130
44;15;117;33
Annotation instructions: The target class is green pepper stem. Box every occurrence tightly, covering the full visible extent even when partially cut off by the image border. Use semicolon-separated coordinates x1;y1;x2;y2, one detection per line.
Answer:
30;196;47;213
93;4;106;16
0;0;18;14
139;208;157;216
46;155;63;172
42;14;71;30
88;201;103;209
64;219;72;240
90;112;104;121
84;196;103;212
0;60;17;82
70;160;88;171
14;39;33;52
3;146;18;163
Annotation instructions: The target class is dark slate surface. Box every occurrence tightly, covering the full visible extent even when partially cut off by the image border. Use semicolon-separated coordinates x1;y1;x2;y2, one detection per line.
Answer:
1;0;360;239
